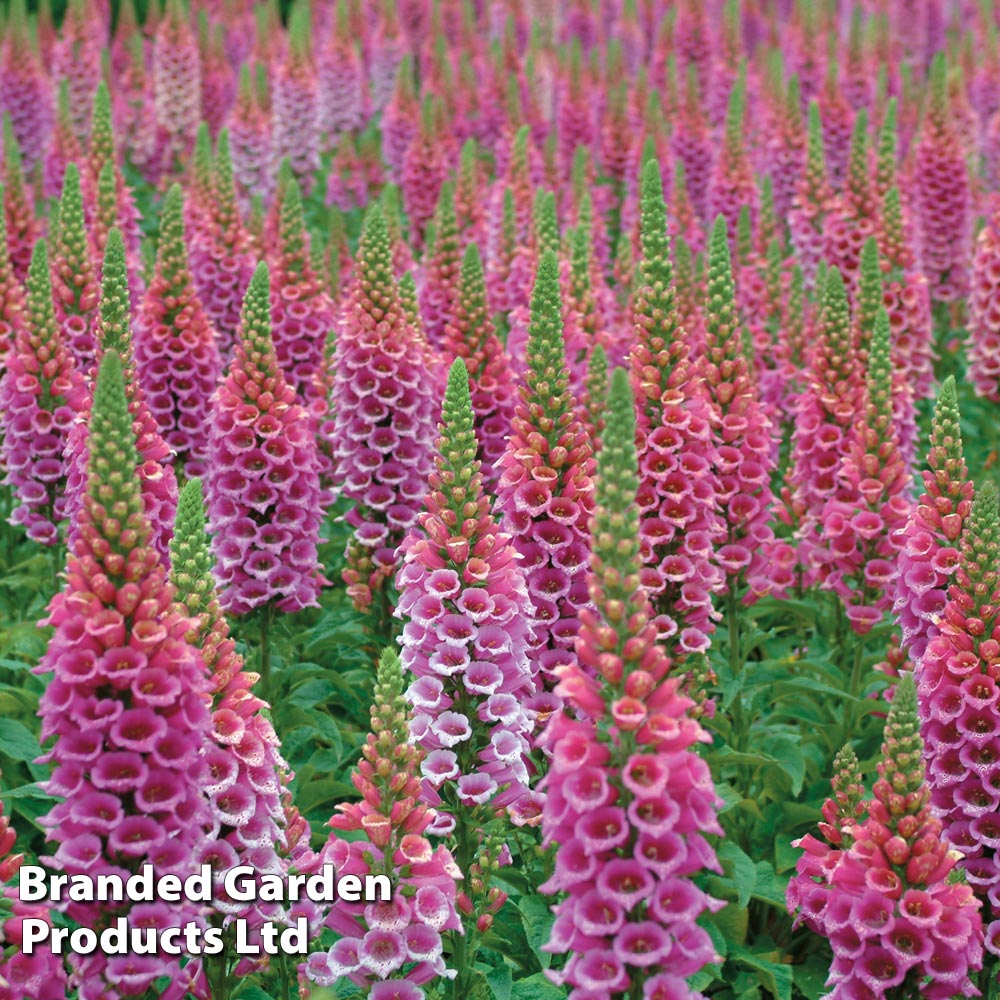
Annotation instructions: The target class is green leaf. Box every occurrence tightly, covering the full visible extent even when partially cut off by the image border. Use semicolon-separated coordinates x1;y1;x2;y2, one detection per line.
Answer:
509;973;566;1000
770;733;806;794
751;861;788;909
288;678;339;708
730;944;793;1000
702;912;728;959
717;842;756;908
708;902;749;951
0;719;41;762
485;963;513;1000
234;986;276;1000
295;777;357;814
793;954;832;1000
0;782;52;800
517;895;556;970
774;837;801;875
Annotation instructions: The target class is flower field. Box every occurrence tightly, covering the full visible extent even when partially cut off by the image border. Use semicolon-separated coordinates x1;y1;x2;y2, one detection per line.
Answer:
4;0;1000;998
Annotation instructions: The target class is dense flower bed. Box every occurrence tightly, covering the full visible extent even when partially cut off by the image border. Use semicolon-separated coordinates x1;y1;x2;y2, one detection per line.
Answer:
1;2;1000;999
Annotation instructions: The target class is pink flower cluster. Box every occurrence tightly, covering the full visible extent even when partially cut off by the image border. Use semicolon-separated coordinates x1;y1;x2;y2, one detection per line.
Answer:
134;184;222;479
788;677;983;998
894;376;973;666
271;9;319;194
630;161;723;653
495;251;594;712
396;360;540;831
700;216;786;600
50;163;100;373
968;197;1000;403
229;66;273;209
820;110;877;292
914;54;972;304
788;103;831;288
37;350;215;1000
785;267;860;581
267;180;336;406
0;2;52;174
445;243;518;488
153;0;201;162
541;707;723;1000
540;369;723;1000
0;240;85;545
62;229;178;563
878;187;935;403
815;310;913;633
169;478;307;974
418;181;461;348
206;262;324;615
916;482;1000;956
332;206;437;614
185;130;256;360
305;650;461;999
0;782;67;1000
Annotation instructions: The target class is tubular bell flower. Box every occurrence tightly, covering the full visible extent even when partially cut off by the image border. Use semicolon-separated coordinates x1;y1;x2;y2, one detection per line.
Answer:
788;675;983;999
333;205;437;617
822;109;878;293
0;241;86;545
670;64;712;224
968;195;1000;404
198;21;234;137
701;216;784;600
0;772;67;1000
169;479;306;975
914;53;971;305
153;0;202;165
418;181;462;349
764;75;806;223
52;0;100;145
50;163;100;372
629;159;725;654
43;80;82;202
540;368;723;999
402;96;452;252
0;0;52;174
0;192;24;380
495;249;594;710
268;179;337;407
304;648;460;997
894;376;974;668
706;75;757;248
272;3;320;194
381;53;419;184
63;230;178;563
205;262;324;616
917;482;1000;956
783;267;861;579
789;102;831;288
443;243;517;489
229;64;273;209
396;359;539;829
134;184;222;479
83;85;145;307
317;5;365;149
873;117;935;398
37;351;215;1000
3;119;41;284
186;129;256;360
816;309;912;633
